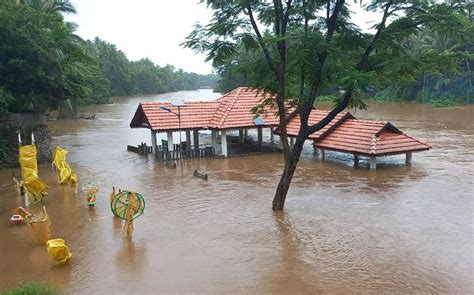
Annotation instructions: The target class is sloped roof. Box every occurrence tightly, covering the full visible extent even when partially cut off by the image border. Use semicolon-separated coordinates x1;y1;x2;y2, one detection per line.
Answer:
275;110;354;140
314;119;431;156
207;87;280;129
130;101;219;131
130;87;280;132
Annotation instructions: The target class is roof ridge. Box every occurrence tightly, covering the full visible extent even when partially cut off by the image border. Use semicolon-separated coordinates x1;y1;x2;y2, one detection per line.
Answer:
215;87;243;128
369;135;377;155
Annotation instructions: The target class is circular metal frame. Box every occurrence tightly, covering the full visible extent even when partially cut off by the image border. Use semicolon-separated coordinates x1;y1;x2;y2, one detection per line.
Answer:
110;191;145;220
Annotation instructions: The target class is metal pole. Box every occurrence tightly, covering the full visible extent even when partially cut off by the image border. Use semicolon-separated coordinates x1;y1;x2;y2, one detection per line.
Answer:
178;106;182;162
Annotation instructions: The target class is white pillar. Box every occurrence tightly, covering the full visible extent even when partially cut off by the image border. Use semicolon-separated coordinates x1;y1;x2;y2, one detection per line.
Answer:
290;137;295;149
167;131;174;152
354;154;359;166
369;157;377;170
221;130;228;157
193;129;199;150
406;152;412;165
211;130;218;150
150;130;157;154
239;129;244;144
270;127;274;142
257;127;263;148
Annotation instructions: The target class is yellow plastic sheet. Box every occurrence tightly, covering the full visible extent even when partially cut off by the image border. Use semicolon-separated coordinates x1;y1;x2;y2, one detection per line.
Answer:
19;145;48;200
123;192;140;238
27;206;52;244
52;146;78;185
47;238;72;266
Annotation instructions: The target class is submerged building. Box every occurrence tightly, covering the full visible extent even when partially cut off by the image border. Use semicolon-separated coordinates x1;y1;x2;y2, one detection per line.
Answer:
130;87;431;169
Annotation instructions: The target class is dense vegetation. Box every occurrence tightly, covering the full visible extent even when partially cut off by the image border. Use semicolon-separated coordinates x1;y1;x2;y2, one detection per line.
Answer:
213;5;473;106
184;0;472;210
0;1;217;117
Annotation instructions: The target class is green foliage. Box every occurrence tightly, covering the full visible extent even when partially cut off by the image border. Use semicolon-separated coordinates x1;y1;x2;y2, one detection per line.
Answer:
188;0;473;106
0;87;14;114
0;1;219;117
432;99;456;108
1;281;60;295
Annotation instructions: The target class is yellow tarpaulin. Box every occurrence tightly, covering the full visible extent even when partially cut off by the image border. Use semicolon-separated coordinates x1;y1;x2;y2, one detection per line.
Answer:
19;145;48;200
47;238;72;266
52;146;78;185
27;206;52;244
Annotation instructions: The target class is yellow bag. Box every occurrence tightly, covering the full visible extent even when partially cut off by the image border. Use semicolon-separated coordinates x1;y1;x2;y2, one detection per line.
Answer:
27;206;52;244
19;145;48;199
46;238;72;266
52;146;78;185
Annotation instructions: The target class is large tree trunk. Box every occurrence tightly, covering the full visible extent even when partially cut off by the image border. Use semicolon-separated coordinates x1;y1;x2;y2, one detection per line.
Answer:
272;136;305;210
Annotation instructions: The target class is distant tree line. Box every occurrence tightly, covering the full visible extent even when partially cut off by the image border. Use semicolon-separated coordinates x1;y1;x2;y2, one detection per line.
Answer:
0;0;218;117
213;6;473;106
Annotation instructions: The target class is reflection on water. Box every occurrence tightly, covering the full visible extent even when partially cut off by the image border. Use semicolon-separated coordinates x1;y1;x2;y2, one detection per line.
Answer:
0;89;473;293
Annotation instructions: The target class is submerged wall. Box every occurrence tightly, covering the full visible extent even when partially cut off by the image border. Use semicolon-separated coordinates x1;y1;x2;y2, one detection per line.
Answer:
0;113;52;169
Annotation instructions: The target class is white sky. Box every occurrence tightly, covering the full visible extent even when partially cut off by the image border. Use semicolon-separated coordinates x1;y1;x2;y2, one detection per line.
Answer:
66;0;380;75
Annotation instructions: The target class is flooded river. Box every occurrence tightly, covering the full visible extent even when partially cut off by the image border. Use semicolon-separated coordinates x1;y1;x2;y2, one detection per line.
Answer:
0;89;473;294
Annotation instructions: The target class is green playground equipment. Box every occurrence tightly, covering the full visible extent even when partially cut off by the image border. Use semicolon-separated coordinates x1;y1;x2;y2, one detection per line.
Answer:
110;191;145;220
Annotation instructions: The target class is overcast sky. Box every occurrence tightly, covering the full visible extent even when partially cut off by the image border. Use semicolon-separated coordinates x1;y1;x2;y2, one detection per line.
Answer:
66;0;380;75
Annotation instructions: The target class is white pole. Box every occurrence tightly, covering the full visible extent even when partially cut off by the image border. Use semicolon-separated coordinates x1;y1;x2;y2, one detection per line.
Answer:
150;130;157;154
221;130;228;157
167;132;174;153
370;157;377;170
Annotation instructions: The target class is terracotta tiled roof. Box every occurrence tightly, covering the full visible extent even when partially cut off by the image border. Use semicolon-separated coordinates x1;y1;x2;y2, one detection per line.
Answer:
130;87;280;132
130;101;219;132
275;110;354;139
208;87;280;130
314;119;431;156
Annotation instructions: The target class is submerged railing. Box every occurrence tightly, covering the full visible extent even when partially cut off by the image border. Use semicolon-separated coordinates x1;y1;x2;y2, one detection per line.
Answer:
127;143;215;161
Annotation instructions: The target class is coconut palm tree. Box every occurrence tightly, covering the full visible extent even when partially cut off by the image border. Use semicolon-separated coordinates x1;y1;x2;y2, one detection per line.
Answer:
14;0;76;14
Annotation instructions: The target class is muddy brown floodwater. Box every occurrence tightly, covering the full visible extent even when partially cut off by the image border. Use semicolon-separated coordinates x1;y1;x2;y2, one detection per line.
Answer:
0;89;473;294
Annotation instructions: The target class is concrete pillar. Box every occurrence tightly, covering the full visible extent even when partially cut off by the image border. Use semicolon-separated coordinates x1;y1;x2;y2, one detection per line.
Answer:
290;137;295;148
150;130;157;154
270;127;274;142
221;130;228;157
193;129;199;150
211;130;218;150
257;127;263;148
406;152;412;165
369;157;377;170
239;129;244;144
320;149;325;161
354;154;359;167
185;130;191;151
167;131;174;152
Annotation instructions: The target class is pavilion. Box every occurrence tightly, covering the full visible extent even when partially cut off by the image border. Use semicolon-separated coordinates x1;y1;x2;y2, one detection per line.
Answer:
281;111;432;169
130;87;431;169
130;87;280;157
